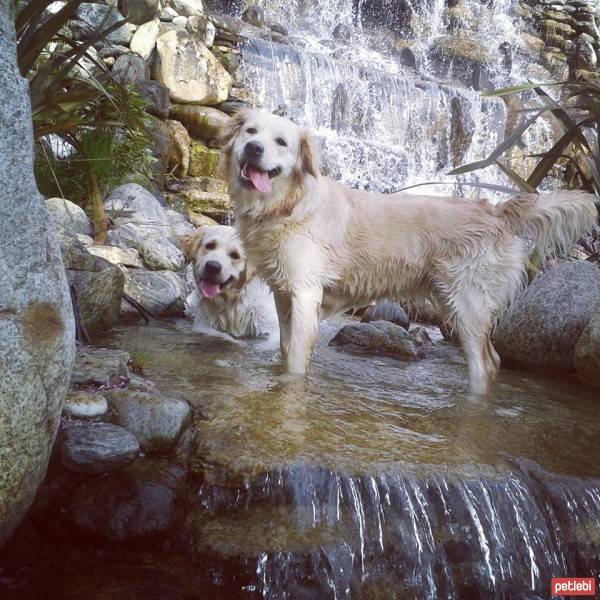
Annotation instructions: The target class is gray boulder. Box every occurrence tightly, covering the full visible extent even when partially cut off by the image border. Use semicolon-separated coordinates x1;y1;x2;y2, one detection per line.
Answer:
59;423;139;474
72;3;132;45
46;197;92;237
122;268;186;318
493;261;600;372
111;53;150;84
329;321;428;361
0;7;75;547
574;305;600;388
361;301;410;330
120;0;160;25
87;244;143;268
105;183;170;230
67;255;125;333
70;346;131;386
105;390;191;454
135;79;171;119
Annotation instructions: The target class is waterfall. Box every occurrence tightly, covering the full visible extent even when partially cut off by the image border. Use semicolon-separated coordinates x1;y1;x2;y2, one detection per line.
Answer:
231;0;537;194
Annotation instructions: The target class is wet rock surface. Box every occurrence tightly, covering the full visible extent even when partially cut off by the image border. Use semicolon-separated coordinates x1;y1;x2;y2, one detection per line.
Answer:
59;423;139;474
360;300;410;330
105;390;191;454
574;304;600;389
70;346;131;386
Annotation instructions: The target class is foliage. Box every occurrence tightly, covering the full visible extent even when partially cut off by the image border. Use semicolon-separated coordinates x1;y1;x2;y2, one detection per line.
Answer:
15;0;154;241
449;80;600;262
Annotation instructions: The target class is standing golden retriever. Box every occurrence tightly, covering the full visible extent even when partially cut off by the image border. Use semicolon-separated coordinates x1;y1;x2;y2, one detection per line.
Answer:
220;110;597;394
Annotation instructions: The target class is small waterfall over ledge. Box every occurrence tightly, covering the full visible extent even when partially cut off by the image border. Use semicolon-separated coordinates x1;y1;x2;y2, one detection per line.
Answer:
232;0;534;193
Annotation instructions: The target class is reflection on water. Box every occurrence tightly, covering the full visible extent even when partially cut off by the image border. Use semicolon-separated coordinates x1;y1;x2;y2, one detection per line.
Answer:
92;318;600;598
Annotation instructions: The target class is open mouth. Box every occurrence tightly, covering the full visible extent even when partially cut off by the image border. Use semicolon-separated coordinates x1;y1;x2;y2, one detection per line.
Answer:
198;276;234;300
240;162;281;193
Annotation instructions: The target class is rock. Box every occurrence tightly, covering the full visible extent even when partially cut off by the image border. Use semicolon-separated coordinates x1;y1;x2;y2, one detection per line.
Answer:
63;391;108;419
111;53;150;84
70;346;130;386
188;211;219;228
269;22;288;36
130;18;160;60
105;183;170;230
493;262;600;373
189;141;221;177
329;321;427;361
361;301;410;330
332;23;352;42
67;256;125;334
165;119;191;177
64;460;185;542
169;104;231;142
242;5;264;27
120;0;160;24
0;7;75;547
147;117;174;184
166;177;230;222
135;79;171;119
165;209;195;243
574;305;600;388
72;4;132;45
172;15;188;26
105;390;191;454
169;0;205;16
122;269;186;318
138;235;185;271
87;245;143;268
45;197;91;237
187;14;216;46
153;29;232;104
60;423;139;474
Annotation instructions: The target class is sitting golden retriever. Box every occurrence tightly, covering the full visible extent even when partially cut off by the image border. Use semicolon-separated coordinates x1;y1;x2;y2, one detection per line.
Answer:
219;110;596;394
181;225;278;339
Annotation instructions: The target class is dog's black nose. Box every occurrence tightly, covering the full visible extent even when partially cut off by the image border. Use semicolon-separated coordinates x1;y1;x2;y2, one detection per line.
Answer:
245;140;264;156
204;260;222;276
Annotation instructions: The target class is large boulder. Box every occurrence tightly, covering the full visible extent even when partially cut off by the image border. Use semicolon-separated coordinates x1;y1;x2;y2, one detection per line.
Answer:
105;183;171;231
130;18;160;60
153;29;232;104
0;8;75;547
574;305;600;388
120;0;160;25
67;255;125;334
165;118;191;177
493;261;600;372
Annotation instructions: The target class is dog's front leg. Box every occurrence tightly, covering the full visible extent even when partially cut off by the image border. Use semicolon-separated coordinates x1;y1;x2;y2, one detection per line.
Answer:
274;292;292;362
285;287;322;374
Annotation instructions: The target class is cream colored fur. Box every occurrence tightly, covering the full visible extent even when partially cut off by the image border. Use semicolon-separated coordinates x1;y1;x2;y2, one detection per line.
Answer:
221;110;597;394
182;225;278;339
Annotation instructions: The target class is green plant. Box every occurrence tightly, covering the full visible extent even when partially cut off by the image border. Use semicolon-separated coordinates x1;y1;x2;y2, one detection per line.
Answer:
449;80;600;262
15;0;154;242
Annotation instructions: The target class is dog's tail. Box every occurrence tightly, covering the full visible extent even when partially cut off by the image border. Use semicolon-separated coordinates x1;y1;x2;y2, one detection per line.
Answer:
498;191;597;258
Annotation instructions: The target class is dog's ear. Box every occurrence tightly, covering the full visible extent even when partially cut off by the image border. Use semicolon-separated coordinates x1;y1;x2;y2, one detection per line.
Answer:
217;108;250;151
180;230;204;262
298;131;318;179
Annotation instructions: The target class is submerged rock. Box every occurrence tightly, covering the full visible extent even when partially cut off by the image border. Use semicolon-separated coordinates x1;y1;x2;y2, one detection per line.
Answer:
361;301;410;330
70;346;130;386
105;390;191;454
574;305;600;389
59;423;139;474
329;320;427;360
64;460;185;542
493;261;600;373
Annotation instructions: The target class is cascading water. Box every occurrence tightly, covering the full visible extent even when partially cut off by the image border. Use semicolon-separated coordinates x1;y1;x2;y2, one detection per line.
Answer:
232;0;539;194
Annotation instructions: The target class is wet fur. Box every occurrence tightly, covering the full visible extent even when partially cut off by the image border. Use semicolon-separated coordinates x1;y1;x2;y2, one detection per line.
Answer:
221;110;597;394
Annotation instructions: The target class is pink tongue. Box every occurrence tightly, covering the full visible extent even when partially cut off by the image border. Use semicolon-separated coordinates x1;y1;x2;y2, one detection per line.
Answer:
247;166;272;193
199;280;220;300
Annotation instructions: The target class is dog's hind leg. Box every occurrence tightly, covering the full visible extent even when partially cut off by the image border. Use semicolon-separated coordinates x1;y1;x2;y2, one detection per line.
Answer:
451;289;498;395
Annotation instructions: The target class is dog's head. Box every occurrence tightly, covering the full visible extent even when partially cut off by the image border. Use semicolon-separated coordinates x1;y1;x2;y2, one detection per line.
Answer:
219;109;318;216
181;225;247;301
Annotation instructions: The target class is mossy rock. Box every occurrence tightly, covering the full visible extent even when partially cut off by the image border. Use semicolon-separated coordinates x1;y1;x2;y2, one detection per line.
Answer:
166;175;230;222
189;142;222;178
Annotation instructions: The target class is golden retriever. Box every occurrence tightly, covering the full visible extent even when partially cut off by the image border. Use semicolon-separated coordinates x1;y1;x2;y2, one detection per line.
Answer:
219;110;597;394
181;225;278;339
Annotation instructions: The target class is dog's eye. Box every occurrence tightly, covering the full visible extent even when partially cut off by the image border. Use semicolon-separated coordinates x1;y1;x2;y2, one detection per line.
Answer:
246;127;257;134
229;251;241;260
205;241;217;250
275;137;287;147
